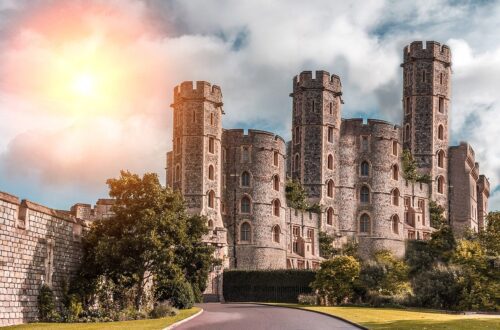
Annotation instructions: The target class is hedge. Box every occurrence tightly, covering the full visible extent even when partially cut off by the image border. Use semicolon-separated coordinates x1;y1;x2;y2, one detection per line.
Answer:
223;269;316;303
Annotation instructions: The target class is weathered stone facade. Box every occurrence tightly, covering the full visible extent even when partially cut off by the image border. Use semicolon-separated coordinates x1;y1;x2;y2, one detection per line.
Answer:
166;40;490;271
0;192;85;326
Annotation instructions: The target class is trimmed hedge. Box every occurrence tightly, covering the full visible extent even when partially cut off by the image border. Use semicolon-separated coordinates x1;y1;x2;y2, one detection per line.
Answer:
223;270;316;303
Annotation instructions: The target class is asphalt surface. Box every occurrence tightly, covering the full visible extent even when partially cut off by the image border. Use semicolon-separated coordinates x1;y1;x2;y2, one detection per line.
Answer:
175;303;360;330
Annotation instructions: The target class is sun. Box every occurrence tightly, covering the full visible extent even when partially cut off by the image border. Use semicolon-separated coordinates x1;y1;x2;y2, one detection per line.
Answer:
71;72;96;97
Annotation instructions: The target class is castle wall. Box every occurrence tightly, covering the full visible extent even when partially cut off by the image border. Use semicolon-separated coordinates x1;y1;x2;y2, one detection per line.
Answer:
448;143;480;235
285;208;322;269
477;175;490;230
222;129;287;269
0;192;84;326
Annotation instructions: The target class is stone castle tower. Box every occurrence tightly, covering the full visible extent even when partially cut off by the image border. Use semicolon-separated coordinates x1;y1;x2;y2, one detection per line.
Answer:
166;81;228;298
290;71;342;234
166;40;490;300
402;41;451;211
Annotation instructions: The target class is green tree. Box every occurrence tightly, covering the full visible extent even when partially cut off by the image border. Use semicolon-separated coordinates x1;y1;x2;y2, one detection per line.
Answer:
79;171;216;310
429;201;446;229
401;149;419;182
428;225;456;263
479;211;500;257
285;179;309;210
319;231;336;259
311;256;360;305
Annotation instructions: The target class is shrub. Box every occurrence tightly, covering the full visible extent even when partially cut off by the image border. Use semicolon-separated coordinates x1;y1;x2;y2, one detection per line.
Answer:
156;277;195;309
150;301;179;319
297;293;318;305
311;256;360;305
38;284;61;322
64;294;83;322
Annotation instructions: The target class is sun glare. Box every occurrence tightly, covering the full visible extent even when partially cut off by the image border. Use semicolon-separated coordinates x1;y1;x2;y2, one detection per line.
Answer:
72;72;96;97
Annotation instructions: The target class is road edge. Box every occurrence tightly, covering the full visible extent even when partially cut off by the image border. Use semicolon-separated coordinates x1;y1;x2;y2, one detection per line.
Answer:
252;303;368;330
163;308;204;330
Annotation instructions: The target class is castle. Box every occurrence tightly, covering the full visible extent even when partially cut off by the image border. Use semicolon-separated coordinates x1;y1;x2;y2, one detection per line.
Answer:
0;41;493;324
165;41;490;295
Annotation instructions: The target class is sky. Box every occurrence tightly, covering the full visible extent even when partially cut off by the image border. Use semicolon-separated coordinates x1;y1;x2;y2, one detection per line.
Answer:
0;0;499;211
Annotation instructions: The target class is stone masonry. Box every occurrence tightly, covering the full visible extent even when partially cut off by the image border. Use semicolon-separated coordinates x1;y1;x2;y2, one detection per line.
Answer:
166;41;490;276
0;192;86;326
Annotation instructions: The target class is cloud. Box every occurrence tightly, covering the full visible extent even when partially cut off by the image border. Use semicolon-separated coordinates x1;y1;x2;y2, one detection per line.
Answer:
0;0;499;210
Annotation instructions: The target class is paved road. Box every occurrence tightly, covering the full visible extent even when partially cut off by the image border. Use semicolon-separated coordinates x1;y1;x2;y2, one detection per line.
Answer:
176;303;360;330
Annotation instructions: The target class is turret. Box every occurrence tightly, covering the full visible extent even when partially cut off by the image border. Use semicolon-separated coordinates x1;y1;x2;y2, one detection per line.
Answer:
402;41;451;213
290;70;342;233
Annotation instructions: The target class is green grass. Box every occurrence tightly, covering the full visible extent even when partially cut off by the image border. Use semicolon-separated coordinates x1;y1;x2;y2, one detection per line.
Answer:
270;304;500;330
4;307;200;330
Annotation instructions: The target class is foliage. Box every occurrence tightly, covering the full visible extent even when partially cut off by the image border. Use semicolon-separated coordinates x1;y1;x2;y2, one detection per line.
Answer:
360;250;410;296
149;302;178;319
401;149;429;183
64;295;83;322
76;171;216;313
38;284;60;322
285;179;309;210
311;256;360;305
297;293;318;305
223;270;316;302
156;277;195;309
429;201;446;229
479;211;500;257
405;240;434;275
411;264;464;310
318;231;336;259
428;225;456;263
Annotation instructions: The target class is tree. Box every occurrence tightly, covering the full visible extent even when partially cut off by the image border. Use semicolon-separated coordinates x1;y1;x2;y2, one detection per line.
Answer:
401;149;419;182
311;256;360;305
428;225;456;263
429;201;446;229
479;211;500;257
285;179;309;210
319;231;336;259
79;171;216;310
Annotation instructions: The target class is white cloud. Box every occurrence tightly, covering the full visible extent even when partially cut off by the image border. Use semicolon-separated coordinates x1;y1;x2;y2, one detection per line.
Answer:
0;0;499;210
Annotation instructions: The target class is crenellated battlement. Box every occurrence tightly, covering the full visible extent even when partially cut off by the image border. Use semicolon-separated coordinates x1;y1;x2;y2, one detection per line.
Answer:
223;129;286;145
403;41;451;64
173;80;223;105
341;118;399;130
292;70;342;94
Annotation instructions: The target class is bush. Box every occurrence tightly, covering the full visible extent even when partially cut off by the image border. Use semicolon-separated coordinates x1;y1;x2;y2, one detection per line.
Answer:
150;301;179;319
64;294;83;322
297;294;318;305
38;284;60;322
156;278;195;309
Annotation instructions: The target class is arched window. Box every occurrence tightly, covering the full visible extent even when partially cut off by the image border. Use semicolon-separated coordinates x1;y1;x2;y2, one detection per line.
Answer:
273;225;280;243
295;126;300;144
241;196;251;214
208;165;214;180
294;154;300;171
208;137;215;153
360;161;370;176
392;164;399;180
438;125;444;140
327;154;334;170
273;199;281;217
274;151;279;166
240;222;251;242
437;150;445;168
439;97;444;113
273;175;280;191
392;189;400;206
392;215;399;234
393;140;398;156
241;171;251;187
207;219;214;229
327;208;334;225
328;127;334;142
241;146;250;163
437;176;445;194
405;124;410;141
360;186;370;203
208;190;215;208
359;214;370;233
175;164;181;182
327;180;334;198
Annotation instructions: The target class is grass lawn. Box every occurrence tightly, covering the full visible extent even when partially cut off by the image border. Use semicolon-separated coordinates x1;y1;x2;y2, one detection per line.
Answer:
271;304;500;330
4;307;200;330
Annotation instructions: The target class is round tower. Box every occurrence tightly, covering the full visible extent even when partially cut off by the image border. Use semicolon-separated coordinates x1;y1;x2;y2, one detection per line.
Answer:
290;70;342;233
402;41;451;212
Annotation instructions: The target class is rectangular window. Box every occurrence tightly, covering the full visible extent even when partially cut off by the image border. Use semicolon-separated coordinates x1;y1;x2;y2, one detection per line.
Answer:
208;137;215;154
293;226;300;237
328;127;334;143
361;136;369;151
422;70;426;83
241;146;250;163
273;151;279;166
392;140;398;156
405;97;410;114
312;100;315;112
438;97;444;113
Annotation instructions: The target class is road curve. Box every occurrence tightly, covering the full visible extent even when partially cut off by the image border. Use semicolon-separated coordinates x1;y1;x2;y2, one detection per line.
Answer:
175;303;360;330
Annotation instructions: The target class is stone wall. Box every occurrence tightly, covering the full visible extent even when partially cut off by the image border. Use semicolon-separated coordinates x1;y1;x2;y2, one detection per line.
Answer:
0;192;84;327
